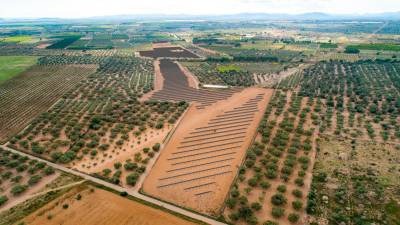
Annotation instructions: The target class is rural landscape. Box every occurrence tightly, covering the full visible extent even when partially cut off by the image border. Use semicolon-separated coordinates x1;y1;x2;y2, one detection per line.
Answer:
0;1;400;225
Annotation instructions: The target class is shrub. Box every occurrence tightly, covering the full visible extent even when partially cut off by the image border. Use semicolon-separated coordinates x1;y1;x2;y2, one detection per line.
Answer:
292;200;303;210
0;195;8;206
152;143;161;151
271;193;287;206
226;198;237;209
263;221;278;225
124;162;138;171
246;215;258;225
271;207;285;218
277;185;287;193
126;172;140;186
292;189;303;198
103;168;112;176
11;185;27;196
114;162;122;169
288;213;300;223
62;204;69;209
239;196;248;205
251;202;262;211
248;177;258;187
245;159;255;168
28;175;42;185
265;169;277;179
295;178;304;187
43;166;55;175
238;206;253;219
11;175;23;183
231;189;240;198
260;181;271;189
50;151;63;161
229;212;240;221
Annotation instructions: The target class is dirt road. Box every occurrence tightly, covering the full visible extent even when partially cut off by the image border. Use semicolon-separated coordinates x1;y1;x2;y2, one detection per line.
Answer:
1;145;226;225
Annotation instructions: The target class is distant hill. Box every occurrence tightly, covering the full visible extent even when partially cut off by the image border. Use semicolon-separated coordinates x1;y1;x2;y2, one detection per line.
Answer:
1;11;400;23
85;11;400;21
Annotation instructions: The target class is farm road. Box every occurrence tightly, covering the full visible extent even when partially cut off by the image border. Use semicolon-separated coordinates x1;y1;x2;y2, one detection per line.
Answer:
1;145;226;225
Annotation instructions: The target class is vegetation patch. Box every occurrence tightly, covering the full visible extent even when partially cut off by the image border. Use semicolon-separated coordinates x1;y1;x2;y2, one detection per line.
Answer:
47;35;82;49
0;36;33;43
0;56;37;84
348;43;400;52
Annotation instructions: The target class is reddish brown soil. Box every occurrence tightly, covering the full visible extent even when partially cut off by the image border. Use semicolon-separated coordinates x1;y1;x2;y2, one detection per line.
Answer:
143;87;273;216
20;186;197;225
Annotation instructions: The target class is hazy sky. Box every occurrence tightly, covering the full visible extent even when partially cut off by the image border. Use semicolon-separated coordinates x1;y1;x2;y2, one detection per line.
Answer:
1;0;400;18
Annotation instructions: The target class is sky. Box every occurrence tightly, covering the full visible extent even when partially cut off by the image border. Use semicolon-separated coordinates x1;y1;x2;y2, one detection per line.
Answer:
1;0;400;18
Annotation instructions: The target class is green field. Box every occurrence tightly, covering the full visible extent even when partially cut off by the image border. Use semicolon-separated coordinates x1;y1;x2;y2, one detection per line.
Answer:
0;36;33;43
216;64;242;73
0;56;38;83
319;42;338;49
348;43;400;52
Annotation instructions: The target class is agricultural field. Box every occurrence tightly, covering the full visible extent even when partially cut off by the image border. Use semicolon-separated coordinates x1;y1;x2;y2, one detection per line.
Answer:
0;13;400;225
182;61;298;87
18;184;200;225
143;87;273;215
0;56;37;83
223;90;318;225
182;61;255;86
8;55;188;188
0;36;33;43
0;64;97;143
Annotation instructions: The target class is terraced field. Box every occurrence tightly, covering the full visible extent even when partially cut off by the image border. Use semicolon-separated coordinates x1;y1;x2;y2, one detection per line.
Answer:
143;87;273;215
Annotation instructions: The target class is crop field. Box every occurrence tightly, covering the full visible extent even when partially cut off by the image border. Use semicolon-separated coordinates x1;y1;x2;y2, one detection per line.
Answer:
0;56;37;83
143;87;272;215
347;43;400;52
47;36;82;49
8;55;188;187
0;36;33;43
0;64;97;143
19;184;199;225
139;46;200;58
201;45;303;62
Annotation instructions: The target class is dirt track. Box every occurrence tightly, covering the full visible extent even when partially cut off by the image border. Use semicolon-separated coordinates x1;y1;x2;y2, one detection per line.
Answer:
143;87;273;215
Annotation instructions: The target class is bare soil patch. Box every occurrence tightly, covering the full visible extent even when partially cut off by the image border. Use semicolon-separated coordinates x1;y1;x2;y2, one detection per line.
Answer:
143;87;273;216
20;185;198;225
